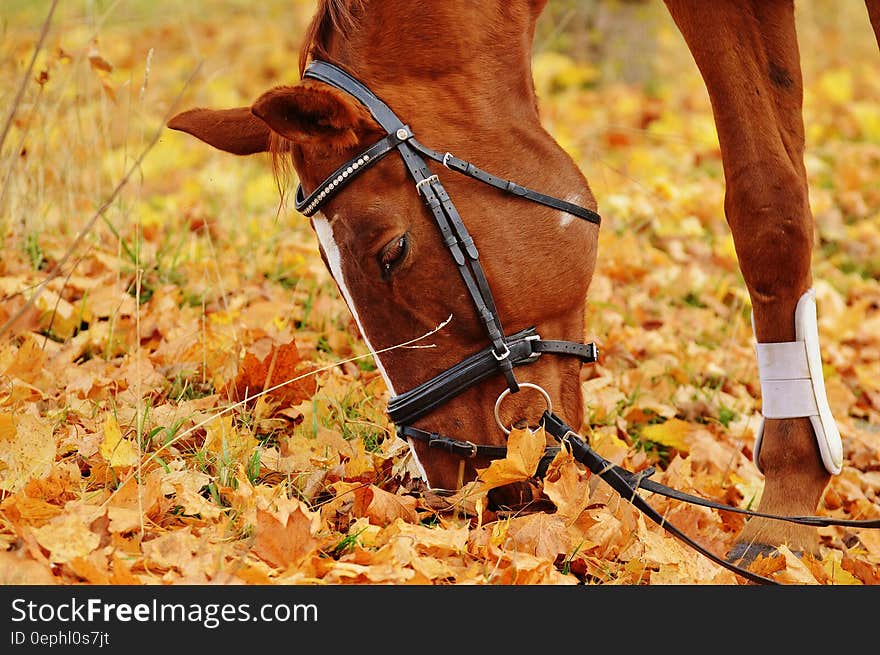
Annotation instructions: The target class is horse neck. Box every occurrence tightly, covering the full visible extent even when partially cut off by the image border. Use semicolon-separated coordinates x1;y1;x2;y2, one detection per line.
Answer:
322;0;544;134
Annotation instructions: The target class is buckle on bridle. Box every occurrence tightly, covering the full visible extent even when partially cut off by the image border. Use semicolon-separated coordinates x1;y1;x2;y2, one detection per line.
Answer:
415;174;439;193
463;440;478;458
442;152;454;169
524;334;542;362
492;342;511;361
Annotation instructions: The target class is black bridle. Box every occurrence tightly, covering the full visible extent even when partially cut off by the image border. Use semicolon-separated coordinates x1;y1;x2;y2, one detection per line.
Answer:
295;60;600;470
295;60;880;585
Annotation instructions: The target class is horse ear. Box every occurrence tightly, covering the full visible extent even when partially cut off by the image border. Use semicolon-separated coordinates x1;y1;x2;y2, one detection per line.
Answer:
250;79;377;150
166;106;272;155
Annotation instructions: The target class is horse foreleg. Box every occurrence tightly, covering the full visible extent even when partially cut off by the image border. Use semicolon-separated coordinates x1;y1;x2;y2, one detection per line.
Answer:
663;0;835;562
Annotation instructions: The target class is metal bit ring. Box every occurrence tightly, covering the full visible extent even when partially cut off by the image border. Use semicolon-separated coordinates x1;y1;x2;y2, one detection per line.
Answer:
493;382;553;435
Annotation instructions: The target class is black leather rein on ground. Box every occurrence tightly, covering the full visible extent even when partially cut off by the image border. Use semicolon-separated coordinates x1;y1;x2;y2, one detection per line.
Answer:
537;410;880;584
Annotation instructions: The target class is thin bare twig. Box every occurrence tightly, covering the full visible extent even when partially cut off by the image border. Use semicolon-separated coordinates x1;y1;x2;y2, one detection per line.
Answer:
0;0;58;156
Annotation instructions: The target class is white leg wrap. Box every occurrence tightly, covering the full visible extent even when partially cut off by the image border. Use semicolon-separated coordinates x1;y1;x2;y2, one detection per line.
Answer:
752;288;843;475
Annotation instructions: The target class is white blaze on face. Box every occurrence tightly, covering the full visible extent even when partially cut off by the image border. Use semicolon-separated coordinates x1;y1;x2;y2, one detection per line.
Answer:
311;214;431;482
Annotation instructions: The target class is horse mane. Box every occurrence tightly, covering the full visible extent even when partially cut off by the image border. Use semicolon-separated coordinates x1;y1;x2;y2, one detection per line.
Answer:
298;0;366;77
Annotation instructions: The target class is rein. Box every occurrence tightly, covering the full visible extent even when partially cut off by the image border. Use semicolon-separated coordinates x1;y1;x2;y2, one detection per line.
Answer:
538;410;880;585
295;60;879;585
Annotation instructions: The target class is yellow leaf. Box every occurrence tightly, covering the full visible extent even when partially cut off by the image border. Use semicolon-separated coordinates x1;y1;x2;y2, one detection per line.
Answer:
99;416;139;469
31;504;104;564
0;415;55;492
342;437;374;479
204;414;257;464
543;451;592;522
34;290;83;340
505;512;572;560
142;527;201;571
0;414;15;442
353;485;419;525
823;554;862;585
388;519;469;556
0;549;57;585
639;418;692;453
2;337;46;385
475;427;547;491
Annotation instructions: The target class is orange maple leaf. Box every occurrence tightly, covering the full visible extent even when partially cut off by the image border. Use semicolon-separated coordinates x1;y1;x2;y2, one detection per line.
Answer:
353;485;419;525
226;338;316;407
505;512;573;560
253;506;319;570
474;426;547;491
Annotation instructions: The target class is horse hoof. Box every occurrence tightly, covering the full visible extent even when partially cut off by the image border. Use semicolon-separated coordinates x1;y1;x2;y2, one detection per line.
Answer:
726;542;804;567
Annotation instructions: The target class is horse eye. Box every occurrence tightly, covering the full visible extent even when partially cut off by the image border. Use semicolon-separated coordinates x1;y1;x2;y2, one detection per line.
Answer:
379;233;410;279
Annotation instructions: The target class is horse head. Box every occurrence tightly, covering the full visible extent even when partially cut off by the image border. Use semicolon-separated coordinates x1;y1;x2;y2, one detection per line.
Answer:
167;0;599;499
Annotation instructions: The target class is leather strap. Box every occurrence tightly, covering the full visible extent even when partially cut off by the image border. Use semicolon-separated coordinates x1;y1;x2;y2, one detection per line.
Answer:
533;339;599;361
294;130;408;216
297;59;603;400
387;328;539;426
297;60;602;228
399;425;560;478
539;410;880;584
303;62;522;390
387;328;598;426
303;60;405;133
408;138;602;225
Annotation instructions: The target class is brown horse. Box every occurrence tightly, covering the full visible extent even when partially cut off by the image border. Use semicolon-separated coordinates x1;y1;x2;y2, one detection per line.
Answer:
167;0;880;567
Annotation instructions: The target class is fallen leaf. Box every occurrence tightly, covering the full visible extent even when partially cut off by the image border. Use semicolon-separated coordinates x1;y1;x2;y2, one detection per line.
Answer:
0;414;56;492
253;505;320;570
30;504;105;564
98;415;139;469
639;418;692;453
142;527;201;571
0;413;16;441
475;427;547;490
203;414;258;465
542;451;592;522
226;338;316;407
0;493;63;526
353;485;419;525
67;554;111;584
505;512;572;560
0;549;58;584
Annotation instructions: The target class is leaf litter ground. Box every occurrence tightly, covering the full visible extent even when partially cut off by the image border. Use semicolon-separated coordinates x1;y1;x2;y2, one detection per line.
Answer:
0;1;878;585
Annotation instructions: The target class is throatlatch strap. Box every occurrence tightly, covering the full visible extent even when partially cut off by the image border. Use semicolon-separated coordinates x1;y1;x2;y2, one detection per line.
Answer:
753;288;843;475
408;139;602;226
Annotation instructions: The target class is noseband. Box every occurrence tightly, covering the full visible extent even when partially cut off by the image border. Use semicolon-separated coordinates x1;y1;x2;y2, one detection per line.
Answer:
296;60;600;477
293;61;880;585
